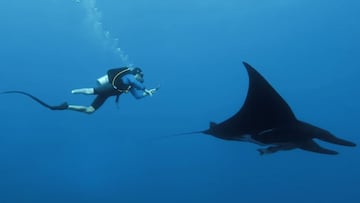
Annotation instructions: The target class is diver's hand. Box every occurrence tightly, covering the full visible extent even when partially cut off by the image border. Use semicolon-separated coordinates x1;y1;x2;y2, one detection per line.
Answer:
144;87;159;96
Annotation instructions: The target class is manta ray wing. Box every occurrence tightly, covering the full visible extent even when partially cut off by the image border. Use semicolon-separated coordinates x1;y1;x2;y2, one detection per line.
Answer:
211;62;297;136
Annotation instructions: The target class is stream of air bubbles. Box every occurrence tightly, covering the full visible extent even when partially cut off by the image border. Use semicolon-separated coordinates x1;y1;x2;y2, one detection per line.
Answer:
73;0;132;66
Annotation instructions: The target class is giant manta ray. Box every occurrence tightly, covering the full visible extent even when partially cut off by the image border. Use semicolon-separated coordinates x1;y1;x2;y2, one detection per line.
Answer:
199;62;356;155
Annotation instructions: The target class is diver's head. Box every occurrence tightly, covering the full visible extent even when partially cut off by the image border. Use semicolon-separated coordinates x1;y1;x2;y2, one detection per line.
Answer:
132;67;144;83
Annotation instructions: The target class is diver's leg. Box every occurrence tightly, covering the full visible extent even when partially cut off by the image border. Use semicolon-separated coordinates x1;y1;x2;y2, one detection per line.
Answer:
67;95;107;114
67;84;113;114
67;105;95;114
71;88;95;94
90;95;107;111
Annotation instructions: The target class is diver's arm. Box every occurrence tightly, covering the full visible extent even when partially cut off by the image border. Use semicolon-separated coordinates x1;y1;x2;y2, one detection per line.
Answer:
129;88;146;99
122;75;146;90
122;74;158;99
122;75;147;99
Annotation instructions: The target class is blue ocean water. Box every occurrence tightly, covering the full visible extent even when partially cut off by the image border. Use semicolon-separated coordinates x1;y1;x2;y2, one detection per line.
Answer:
0;0;359;202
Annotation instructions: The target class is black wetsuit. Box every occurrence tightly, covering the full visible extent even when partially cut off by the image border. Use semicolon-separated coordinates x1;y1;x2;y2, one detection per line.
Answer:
90;68;146;110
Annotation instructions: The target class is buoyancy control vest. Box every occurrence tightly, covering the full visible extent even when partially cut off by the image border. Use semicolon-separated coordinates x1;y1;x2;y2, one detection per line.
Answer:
107;67;132;93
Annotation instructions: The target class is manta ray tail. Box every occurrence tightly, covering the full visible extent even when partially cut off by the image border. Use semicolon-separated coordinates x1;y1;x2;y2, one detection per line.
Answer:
148;130;204;142
173;130;205;136
1;90;68;110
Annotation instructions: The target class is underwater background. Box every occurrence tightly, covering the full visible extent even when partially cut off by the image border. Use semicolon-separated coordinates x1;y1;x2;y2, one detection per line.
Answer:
0;0;359;202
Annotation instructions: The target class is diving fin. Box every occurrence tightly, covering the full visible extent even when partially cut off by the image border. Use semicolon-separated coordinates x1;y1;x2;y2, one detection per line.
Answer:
1;90;68;111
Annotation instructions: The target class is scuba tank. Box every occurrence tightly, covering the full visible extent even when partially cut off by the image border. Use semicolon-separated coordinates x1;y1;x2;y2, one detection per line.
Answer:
97;74;109;85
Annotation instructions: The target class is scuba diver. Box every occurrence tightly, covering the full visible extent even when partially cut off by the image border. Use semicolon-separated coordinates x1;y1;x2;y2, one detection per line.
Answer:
68;67;158;113
2;67;159;114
